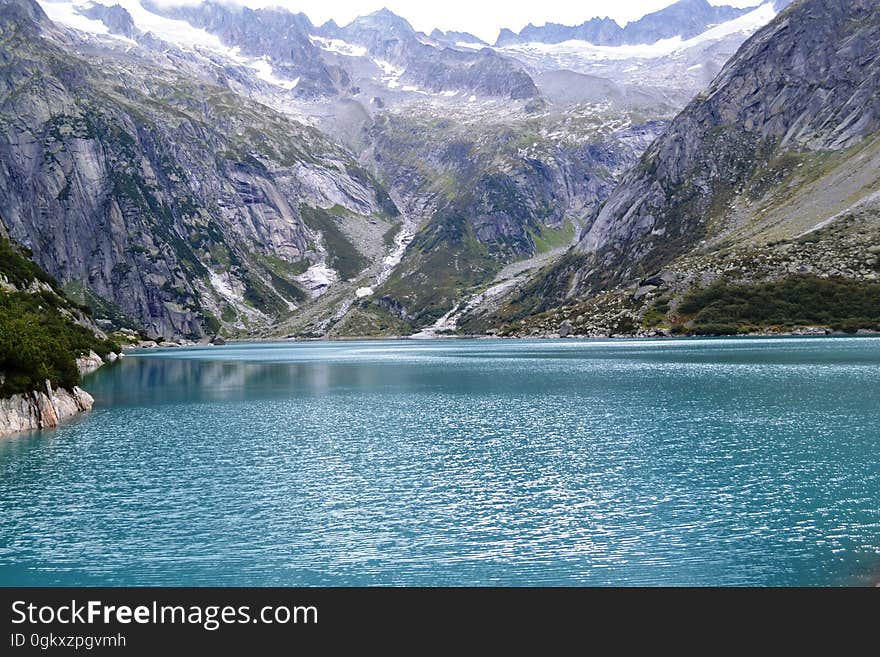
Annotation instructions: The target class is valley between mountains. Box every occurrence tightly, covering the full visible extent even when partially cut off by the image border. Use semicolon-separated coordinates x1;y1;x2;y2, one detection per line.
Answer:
1;0;878;348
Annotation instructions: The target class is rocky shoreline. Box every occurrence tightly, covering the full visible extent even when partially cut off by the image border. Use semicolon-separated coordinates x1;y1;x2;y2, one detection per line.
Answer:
0;350;121;438
121;327;880;350
0;382;95;436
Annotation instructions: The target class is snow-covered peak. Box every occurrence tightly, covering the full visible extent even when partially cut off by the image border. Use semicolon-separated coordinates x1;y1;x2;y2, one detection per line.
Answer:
38;0;227;49
497;2;778;63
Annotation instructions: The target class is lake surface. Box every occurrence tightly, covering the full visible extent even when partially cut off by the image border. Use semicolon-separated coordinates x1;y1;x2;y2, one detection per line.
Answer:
1;338;879;586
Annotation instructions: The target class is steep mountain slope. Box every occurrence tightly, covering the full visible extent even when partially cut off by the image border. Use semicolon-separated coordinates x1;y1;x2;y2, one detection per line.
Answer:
1;1;801;340
270;99;668;337
494;2;792;101
9;1;675;340
359;105;664;333
0;0;397;339
140;0;351;98
479;0;880;337
143;2;539;100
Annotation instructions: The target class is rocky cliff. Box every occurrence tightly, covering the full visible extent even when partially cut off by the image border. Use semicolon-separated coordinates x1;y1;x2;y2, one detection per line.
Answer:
1;0;397;339
517;0;880;305
361;107;665;331
478;0;880;336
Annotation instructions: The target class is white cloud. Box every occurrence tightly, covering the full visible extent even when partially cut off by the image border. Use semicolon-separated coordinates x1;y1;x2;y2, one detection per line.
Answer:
137;0;763;44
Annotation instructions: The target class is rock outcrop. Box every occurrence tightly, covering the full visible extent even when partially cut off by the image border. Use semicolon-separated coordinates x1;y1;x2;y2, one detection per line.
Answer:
0;381;94;437
0;0;396;340
0;351;113;437
527;0;880;305
75;351;104;376
1;216;117;436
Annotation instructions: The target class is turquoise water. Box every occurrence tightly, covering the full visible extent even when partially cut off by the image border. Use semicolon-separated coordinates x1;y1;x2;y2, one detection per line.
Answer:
1;337;879;586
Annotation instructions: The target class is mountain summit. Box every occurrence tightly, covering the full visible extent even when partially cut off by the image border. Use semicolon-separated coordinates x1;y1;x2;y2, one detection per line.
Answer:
495;0;759;46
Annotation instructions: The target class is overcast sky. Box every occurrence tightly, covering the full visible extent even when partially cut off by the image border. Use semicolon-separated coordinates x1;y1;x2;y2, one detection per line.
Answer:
153;1;764;42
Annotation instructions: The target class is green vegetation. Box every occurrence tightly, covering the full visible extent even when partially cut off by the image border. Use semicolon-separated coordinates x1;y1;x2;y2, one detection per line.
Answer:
379;204;500;328
1;234;119;396
242;274;288;317
676;275;880;334
265;269;306;304
255;253;310;278
641;297;672;328
530;220;575;254
300;206;368;281
0;235;57;289
220;304;238;323
62;281;141;330
202;312;221;335
334;304;414;337
250;254;308;305
467;251;591;331
0;292;119;396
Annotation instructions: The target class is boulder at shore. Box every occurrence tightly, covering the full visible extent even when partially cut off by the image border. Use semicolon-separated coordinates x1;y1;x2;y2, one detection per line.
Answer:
0;381;94;436
75;350;104;375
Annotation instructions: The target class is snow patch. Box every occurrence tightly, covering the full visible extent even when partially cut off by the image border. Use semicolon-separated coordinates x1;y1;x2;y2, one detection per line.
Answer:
374;214;417;288
209;270;243;303
295;264;339;299
39;2;307;92
40;0;229;50
234;52;300;90
375;59;405;89
309;35;368;58
499;2;778;62
38;1;110;36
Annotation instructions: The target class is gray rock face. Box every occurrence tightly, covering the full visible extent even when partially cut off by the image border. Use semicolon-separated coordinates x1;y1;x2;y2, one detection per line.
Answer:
0;381;94;437
372;111;665;258
79;3;137;39
75;351;104;376
0;0;50;35
557;0;880;298
319;9;539;100
365;102;667;328
142;1;350;98
0;2;393;339
429;29;487;47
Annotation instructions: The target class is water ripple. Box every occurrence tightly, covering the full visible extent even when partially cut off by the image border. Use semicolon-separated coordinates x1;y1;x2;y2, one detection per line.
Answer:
1;338;879;586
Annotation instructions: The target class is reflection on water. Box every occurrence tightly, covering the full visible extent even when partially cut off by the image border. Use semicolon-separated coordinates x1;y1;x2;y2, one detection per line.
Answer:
1;338;879;586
